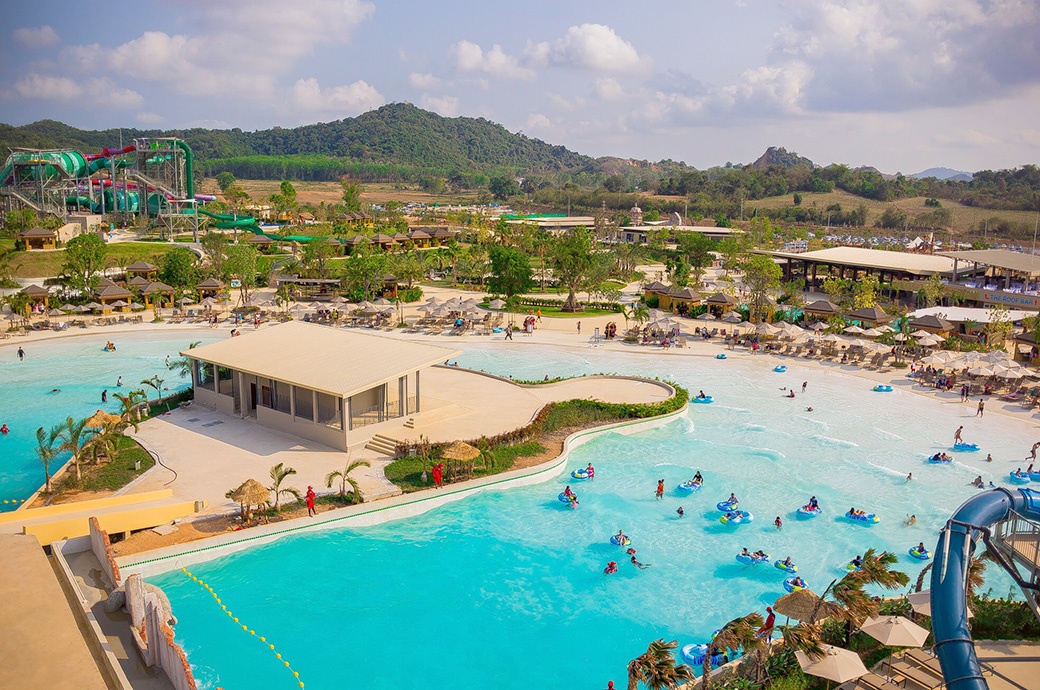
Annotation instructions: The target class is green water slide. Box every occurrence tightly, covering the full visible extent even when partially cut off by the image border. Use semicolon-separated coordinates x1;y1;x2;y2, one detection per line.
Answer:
1;150;112;185
197;208;264;231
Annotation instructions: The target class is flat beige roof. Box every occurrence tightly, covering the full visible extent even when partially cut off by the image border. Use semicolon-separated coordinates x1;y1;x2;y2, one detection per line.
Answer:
765;247;957;275
941;249;1040;276
184;321;461;399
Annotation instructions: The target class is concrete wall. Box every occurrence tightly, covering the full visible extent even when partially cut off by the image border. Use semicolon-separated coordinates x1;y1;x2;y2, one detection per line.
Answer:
125;574;197;690
88;517;122;588
23;499;199;546
256;404;346;450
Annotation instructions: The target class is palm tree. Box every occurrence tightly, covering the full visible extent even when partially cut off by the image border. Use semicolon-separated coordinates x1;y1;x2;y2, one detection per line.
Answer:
268;462;301;511
626;303;650;330
701;613;763;690
57;416;91;482
141;374;166;408
114;390;148;431
627;638;694;690
168;341;200;379
35;424;62;493
324;457;371;504
813;548;908;644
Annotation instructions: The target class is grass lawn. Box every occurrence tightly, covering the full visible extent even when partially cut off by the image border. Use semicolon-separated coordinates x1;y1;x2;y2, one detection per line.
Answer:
204;178;484;207
743;189;1038;237
385;440;545;492
53;434;155;494
4;240;185;280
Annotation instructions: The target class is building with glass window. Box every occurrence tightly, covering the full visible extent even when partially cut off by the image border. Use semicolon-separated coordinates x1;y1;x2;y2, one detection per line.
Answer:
182;322;461;450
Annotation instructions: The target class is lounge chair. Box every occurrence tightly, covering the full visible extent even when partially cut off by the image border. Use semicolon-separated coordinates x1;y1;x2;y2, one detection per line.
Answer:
885;659;944;689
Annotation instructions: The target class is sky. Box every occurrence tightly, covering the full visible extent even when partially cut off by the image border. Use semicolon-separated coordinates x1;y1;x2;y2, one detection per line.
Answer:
1;0;1038;175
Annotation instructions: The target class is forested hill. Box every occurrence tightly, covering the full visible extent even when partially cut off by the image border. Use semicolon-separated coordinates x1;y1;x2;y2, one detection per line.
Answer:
0;103;592;176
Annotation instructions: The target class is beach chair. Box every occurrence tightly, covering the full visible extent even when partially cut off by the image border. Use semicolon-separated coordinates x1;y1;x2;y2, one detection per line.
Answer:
885;659;944;689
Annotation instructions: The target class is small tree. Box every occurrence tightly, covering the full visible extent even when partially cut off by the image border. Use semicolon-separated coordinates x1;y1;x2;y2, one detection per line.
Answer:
325;457;371;504
141;375;165;406
114;390;148;430
488;245;535;297
57;416;91;482
35;424;63;493
268;462;301;511
61;233;107;292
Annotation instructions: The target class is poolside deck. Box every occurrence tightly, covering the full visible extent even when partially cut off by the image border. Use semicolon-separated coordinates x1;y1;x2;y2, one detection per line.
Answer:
0;534;109;690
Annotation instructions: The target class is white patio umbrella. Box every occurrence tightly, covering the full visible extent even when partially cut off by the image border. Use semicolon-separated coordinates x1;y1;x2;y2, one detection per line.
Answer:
425;297;442;306
999;368;1025;380
877;325;896;333
859;615;931;672
821;333;844;343
373;297;392;306
808;321;828;331
355;300;376;313
907;590;973;618
756;322;781;335
968;365;995;377
488;298;506;310
910;330;933;338
862;328;884;337
920;354;946;366
722;311;743;323
893;333;908;341
917;335;942;346
331;295;349;304
844;325;866;334
796;645;867;690
177;297;196;306
129;302;146;310
696;312;717;321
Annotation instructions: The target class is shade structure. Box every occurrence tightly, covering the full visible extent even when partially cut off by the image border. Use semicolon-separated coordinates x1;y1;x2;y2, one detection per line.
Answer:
331;296;349;304
373;297;392;306
862;328;884;337
696;312;717;321
844;325;866;334
893;333;908;341
773;588;842;621
859;615;930;648
199;297;219;307
488;299;506;310
722;311;743;323
355;300;377;313
130;302;146;310
968;366;995;377
820;333;844;343
809;321;828;331
441;440;480;462
796;645;867;686
46;308;65;317
906;590;973;619
425;297;442;306
85;302;104;310
910;330;933;338
59;303;77;311
110;300;129;308
176;297;197;305
229;478;271;509
756;322;781;335
75;305;92;313
84;410;122;428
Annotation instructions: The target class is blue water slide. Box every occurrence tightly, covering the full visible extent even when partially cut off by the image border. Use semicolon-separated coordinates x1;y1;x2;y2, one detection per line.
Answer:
930;487;1040;689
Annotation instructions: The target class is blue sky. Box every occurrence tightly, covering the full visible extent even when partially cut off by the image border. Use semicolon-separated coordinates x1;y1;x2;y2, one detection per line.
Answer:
2;0;1038;174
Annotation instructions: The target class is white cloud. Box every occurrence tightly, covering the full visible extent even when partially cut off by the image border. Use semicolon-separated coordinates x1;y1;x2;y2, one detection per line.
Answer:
13;73;142;109
14;73;80;100
13;26;60;48
593;77;625;102
291;78;385;117
136;112;163;125
548;24;645;73
419;93;460;117
525;113;551;130
450;40;535;80
409;72;441;89
59;0;375;100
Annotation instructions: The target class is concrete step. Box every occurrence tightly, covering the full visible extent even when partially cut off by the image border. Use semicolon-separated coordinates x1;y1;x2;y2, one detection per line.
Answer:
365;433;400;456
403;418;415;429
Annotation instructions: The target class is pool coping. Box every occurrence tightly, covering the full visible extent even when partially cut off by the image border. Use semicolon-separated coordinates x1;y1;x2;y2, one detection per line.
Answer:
118;403;688;578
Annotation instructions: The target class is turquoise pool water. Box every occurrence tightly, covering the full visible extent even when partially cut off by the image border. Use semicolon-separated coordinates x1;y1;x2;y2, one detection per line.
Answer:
149;343;1027;690
0;332;215;507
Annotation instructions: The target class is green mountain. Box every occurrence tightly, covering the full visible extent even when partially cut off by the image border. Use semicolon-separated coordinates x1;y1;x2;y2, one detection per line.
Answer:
0;103;592;177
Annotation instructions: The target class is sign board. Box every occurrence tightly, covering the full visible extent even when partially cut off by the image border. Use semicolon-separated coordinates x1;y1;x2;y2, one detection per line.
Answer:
230;279;242;289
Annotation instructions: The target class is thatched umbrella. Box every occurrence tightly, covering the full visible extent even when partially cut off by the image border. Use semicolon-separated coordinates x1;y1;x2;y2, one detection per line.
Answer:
85;410;122;429
229;478;270;520
441;440;481;482
773;588;842;622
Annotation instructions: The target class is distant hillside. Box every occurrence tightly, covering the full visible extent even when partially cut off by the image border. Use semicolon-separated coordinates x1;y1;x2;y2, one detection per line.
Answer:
912;167;973;182
0;103;592;177
751;146;814;170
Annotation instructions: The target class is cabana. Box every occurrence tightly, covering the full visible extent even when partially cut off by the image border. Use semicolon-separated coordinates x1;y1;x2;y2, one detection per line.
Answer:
20;284;51;310
124;261;158;281
662;287;703;314
705;292;738;316
246;234;275;251
847;305;892;327
183;321;461;449
906;314;955;335
196;277;226;299
802;299;840;322
95;285;133;313
18;227;57;250
371;233;396;251
140;281;176;309
407;228;432;248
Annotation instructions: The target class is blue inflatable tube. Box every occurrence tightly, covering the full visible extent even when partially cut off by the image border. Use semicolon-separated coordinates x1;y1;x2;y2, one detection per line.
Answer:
720;510;753;525
774;559;798;573
873;384;893;392
928;455;954;465
571;469;591;480
1008;471;1031;485
677;480;702;493
954;442;980;452
783;577;807;593
716;353;727;360
774;365;787;373
736;552;769;565
610;534;631;547
716;500;739;511
693;396;714;404
680;643;727;667
558;492;575;503
845;510;880;524
930;487;1040;690
797;505;822;518
908;547;932;561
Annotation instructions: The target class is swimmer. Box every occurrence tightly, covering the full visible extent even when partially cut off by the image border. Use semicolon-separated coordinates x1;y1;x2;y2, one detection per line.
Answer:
116;376;123;387
0;423;9;434
753;550;767;559
782;556;793;567
586;463;595;480
906;472;913;482
851;555;863;568
986;454;993;463
774;516;783;530
563;485;574;497
604;561;618;575
954;426;964;444
741;547;751;557
809;496;819;509
917;542;926;553
791;576;806;588
656;479;665;500
630;555;653;569
806;407;814;412
801;381;807;393
101;389;107;403
693;471;703;483
48;388;60;394
905;514;917;526
676;506;684;518
727;492;738;504
616;529;626;542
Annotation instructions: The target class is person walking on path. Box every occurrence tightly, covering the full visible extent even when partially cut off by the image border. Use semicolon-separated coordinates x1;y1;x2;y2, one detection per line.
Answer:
976;399;985;417
577;321;581;334
954;426;964;444
504;326;513;340
306;486;317;517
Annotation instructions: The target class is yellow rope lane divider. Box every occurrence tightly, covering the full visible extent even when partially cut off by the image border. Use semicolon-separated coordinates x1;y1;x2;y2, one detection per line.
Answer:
2;498;26;505
181;567;305;688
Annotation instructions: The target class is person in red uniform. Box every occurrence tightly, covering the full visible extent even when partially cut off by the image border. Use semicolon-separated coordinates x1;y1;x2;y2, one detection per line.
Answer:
432;462;444;488
305;486;316;517
756;607;776;637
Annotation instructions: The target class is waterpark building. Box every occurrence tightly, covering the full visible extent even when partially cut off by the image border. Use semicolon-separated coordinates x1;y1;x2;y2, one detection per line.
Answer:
183;322;461;450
